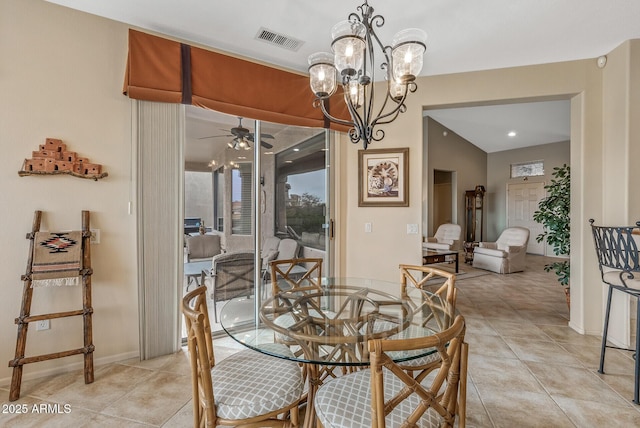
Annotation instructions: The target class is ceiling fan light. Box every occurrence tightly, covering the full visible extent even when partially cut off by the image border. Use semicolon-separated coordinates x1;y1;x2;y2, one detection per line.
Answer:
391;28;427;82
331;20;365;77
308;52;337;98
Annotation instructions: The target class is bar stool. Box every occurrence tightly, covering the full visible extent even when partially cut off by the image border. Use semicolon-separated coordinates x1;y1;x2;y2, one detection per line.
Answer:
589;219;640;403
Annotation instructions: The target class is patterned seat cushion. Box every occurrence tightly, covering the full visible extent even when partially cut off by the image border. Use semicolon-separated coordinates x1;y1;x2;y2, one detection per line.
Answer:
315;369;443;428
211;344;303;420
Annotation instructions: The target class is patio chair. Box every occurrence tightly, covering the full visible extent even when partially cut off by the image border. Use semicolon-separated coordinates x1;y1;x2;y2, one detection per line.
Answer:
590;219;640;403
185;234;222;262
181;286;303;427
204;251;254;323
314;315;468;428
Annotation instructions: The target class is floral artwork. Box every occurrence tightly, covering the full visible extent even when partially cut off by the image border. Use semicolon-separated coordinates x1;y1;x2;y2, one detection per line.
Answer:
358;148;408;207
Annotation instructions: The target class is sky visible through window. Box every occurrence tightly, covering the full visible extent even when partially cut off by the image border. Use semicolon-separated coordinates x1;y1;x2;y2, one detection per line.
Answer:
288;169;325;202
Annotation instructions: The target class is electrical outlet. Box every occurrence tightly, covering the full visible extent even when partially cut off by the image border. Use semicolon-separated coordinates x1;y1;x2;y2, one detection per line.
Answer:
36;320;50;331
90;229;100;244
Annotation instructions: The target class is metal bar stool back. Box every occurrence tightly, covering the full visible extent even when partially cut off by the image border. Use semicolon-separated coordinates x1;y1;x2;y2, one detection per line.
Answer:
589;219;640;403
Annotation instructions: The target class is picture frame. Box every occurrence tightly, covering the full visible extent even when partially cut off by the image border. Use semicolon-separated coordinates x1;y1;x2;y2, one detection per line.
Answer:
358;147;409;207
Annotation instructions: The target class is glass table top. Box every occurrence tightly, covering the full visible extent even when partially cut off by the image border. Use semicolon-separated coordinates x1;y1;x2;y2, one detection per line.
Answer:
219;277;455;366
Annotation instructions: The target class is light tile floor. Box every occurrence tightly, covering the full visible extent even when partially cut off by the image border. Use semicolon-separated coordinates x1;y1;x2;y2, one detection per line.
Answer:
3;255;640;427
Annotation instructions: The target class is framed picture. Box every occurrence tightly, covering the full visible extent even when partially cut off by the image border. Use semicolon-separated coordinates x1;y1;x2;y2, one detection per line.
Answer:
358;147;409;207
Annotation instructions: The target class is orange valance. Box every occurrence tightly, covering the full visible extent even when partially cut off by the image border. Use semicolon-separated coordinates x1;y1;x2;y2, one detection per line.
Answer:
123;29;349;131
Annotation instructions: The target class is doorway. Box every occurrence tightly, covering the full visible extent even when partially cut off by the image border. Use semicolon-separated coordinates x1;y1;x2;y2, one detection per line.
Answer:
507;181;545;255
433;170;456;230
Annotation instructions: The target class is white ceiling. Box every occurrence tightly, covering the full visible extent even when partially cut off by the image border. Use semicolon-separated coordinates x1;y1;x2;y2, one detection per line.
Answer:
45;0;639;152
425;100;571;153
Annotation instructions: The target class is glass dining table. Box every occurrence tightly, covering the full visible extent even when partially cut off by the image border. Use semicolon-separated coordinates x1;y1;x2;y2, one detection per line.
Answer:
219;276;455;427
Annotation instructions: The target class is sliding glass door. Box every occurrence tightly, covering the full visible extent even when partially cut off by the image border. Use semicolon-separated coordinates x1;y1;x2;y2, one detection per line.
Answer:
183;106;333;337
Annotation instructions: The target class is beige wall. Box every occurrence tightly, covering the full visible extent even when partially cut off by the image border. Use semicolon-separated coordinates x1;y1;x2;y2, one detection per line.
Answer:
487;141;571;241
0;0;137;383
426;117;487;238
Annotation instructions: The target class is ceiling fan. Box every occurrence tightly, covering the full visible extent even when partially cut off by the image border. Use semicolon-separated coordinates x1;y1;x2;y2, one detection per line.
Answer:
198;117;274;150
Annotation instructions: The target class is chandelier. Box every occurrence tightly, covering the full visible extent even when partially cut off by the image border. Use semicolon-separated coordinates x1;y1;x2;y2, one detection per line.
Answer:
308;1;427;149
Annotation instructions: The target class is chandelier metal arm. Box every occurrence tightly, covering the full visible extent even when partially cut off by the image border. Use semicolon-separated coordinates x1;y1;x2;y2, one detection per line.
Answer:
317;99;357;128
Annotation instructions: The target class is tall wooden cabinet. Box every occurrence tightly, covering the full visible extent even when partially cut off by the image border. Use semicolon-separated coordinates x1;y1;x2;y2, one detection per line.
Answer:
465;185;485;242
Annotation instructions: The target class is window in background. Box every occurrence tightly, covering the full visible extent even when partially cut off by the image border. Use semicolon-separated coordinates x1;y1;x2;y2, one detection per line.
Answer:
510;160;544;178
213;168;224;231
275;133;327;250
231;163;252;235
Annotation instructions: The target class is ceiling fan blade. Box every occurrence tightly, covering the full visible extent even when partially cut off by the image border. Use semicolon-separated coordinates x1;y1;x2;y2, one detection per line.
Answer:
248;132;274;140
198;133;233;140
260;141;273;149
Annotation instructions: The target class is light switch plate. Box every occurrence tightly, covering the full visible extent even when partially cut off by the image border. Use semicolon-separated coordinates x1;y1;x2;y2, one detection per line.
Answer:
407;224;419;234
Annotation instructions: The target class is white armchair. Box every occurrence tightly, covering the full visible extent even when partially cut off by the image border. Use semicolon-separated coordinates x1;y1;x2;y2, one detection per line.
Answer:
473;227;530;273
423;223;462;251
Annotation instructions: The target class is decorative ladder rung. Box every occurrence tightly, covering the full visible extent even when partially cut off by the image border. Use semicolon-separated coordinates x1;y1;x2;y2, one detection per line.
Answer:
16;309;89;324
9;346;95;367
8;210;95;402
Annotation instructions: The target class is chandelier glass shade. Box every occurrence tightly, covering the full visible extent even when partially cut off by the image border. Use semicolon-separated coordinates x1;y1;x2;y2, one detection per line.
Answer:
308;1;427;149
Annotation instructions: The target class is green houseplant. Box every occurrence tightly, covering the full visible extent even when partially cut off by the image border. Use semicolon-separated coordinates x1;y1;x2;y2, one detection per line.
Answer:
533;164;570;293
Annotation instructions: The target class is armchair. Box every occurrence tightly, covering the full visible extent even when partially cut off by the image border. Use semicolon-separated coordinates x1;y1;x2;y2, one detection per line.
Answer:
423;223;462;251
472;227;530;273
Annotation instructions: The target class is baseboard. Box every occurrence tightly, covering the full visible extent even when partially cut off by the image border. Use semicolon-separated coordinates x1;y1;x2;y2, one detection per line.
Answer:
0;351;140;388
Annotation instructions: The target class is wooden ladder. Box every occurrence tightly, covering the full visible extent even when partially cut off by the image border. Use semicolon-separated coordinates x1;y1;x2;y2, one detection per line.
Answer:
8;210;95;401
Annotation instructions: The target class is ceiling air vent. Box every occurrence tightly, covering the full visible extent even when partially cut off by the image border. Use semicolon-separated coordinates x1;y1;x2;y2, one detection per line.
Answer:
255;27;304;52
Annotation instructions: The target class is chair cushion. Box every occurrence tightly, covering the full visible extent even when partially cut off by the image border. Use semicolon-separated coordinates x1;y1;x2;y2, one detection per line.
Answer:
473;247;507;258
435;224;461;243
186;234;221;260
277;238;300;260
315;369;443;428
602;270;640;290
422;242;451;251
211;345;303;420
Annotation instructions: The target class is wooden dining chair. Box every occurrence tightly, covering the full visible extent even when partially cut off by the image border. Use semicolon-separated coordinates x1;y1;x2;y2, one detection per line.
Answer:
269;257;323;297
181;286;303;428
399;264;457;330
395;264;464;422
314;314;468;428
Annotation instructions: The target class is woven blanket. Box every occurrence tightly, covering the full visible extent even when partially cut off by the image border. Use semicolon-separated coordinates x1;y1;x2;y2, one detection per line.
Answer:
31;231;82;287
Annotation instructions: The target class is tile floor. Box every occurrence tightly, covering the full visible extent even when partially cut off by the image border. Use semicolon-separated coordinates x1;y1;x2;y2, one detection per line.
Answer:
2;254;640;427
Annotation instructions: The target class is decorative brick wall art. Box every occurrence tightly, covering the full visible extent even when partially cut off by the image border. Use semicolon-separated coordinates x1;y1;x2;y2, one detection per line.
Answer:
19;138;108;180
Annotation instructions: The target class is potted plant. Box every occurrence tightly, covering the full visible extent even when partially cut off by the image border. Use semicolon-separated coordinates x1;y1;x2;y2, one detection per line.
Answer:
533;164;570;303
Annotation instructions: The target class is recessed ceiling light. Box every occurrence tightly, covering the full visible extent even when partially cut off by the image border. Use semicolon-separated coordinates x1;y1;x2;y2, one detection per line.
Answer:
285;160;293;163
508;131;517;137
293;148;300;152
